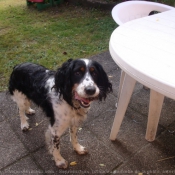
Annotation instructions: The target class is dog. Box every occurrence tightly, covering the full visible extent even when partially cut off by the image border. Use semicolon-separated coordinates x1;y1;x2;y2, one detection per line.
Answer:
8;58;112;169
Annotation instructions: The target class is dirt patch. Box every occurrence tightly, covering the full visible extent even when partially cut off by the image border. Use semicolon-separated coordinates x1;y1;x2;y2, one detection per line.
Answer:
0;28;11;36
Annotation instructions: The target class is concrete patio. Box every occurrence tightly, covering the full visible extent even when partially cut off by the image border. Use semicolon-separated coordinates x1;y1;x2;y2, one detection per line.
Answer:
1;51;175;175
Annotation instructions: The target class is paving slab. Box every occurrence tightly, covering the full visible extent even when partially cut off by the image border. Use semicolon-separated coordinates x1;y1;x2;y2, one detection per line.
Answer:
0;92;17;120
0;121;28;169
1;156;42;175
0;92;7;122
0;112;5;123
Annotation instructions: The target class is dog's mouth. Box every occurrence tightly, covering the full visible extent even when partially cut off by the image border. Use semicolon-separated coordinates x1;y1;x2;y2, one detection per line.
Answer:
74;91;97;108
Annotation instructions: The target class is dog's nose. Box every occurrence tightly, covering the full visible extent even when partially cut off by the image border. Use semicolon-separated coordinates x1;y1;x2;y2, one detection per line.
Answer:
85;86;96;95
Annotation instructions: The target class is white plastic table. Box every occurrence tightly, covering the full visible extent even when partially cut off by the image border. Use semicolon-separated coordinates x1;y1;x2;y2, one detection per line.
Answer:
109;9;175;142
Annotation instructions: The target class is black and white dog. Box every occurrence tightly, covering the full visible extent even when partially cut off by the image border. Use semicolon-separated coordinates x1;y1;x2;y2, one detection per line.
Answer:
8;58;112;169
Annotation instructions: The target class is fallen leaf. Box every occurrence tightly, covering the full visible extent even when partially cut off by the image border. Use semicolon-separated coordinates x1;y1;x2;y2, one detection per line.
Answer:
99;164;105;167
35;120;44;127
157;156;175;162
70;161;77;166
29;128;32;130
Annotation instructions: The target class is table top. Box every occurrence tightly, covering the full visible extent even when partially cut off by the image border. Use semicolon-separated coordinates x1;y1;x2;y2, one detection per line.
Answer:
109;9;175;99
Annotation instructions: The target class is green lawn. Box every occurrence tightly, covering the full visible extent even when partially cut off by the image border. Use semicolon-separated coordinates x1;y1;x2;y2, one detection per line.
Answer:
0;0;117;91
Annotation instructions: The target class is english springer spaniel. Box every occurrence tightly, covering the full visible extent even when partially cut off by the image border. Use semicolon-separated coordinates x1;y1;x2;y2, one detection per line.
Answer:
8;58;112;169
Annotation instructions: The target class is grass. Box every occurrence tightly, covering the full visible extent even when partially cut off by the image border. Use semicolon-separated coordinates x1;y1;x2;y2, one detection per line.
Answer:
0;0;117;91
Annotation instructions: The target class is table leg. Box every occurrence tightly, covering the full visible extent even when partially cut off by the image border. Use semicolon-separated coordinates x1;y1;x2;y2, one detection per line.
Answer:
145;89;164;142
110;73;136;140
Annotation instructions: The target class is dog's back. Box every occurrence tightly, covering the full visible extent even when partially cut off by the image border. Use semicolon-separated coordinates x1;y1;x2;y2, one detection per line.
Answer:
9;63;54;96
9;62;56;126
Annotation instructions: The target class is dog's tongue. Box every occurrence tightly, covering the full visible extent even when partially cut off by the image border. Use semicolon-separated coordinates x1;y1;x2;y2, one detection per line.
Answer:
75;92;90;103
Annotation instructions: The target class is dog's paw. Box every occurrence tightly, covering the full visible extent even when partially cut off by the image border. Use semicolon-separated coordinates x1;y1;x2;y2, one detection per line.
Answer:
21;121;29;131
21;122;30;131
21;116;29;131
26;108;35;115
56;159;68;169
74;144;88;155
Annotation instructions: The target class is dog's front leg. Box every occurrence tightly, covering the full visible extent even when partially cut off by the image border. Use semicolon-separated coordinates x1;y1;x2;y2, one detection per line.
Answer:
51;134;68;169
46;124;69;169
70;125;88;155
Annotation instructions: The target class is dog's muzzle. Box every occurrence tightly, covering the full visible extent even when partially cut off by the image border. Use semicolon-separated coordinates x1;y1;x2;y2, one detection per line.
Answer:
74;91;97;108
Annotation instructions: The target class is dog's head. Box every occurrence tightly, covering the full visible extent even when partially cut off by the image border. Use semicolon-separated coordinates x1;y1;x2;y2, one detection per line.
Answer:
54;59;112;108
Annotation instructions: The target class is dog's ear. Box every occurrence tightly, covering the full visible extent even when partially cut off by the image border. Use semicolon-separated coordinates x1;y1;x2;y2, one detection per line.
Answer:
93;61;112;101
54;59;73;106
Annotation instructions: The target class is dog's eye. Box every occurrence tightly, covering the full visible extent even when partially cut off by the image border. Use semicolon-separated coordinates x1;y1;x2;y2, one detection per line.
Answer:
89;67;97;77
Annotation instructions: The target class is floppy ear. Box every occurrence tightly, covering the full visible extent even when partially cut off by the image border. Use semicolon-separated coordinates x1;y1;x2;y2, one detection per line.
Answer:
93;61;112;101
54;59;73;106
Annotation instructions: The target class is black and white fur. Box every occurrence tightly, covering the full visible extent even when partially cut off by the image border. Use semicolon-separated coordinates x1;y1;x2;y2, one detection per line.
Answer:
8;59;112;169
